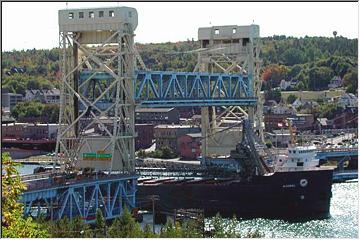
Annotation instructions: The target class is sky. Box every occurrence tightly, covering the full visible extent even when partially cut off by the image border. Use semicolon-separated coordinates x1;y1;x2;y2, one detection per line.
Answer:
1;2;359;51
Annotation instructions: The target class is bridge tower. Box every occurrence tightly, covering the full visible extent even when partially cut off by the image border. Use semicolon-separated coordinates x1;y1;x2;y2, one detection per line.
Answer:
57;7;138;173
195;25;263;159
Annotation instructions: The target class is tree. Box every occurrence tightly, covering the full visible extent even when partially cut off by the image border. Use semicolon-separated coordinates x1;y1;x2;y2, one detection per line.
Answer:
143;224;158;238
265;88;282;103
281;48;305;66
287;94;297;104
42;104;60;123
108;207;143;238
265;140;273;148
1;152;50;238
308;66;334;90
94;208;106;237
343;71;358;94
160;220;183;238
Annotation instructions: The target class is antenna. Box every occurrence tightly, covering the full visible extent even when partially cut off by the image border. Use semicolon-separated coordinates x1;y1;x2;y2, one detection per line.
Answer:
66;2;68;9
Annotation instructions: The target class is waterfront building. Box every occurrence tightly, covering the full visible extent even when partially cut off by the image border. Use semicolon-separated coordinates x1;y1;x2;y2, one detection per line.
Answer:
25;89;60;104
154;124;201;152
135;107;179;124
1;88;23;111
135;124;154;150
178;133;202;159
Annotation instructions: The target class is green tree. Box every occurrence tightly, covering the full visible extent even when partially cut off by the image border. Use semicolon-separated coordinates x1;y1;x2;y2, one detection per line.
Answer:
208;213;227;238
343;71;358;94
42;104;60;123
1;152;50;238
308;66;334;90
281;48;305;65
108;207;143;237
287;94;297;104
265;88;282;103
11;101;44;121
94;208;106;237
160;220;183;238
143;224;158;238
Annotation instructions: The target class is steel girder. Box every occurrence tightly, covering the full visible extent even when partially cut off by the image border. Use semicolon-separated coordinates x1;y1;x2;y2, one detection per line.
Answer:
134;71;255;107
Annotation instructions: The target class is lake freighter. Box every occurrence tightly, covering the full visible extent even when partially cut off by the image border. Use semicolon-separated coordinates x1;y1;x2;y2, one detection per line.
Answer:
137;119;334;220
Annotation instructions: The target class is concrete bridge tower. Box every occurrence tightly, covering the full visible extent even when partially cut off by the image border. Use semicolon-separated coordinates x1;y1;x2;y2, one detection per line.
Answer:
57;7;138;173
196;25;263;158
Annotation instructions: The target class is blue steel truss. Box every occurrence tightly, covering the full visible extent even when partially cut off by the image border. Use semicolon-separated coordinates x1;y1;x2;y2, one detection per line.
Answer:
134;71;256;107
79;70;256;110
20;175;137;223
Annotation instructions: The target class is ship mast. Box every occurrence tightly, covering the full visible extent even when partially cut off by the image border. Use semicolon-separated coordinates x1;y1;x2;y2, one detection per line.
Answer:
287;118;296;145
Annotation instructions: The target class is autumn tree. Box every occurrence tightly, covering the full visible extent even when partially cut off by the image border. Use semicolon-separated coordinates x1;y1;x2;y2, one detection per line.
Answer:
1;152;50;238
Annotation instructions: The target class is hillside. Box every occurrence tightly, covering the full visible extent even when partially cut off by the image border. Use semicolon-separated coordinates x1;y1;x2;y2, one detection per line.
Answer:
1;36;358;95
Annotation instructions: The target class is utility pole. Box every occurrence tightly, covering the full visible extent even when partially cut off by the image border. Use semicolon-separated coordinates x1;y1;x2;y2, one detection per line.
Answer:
148;195;159;233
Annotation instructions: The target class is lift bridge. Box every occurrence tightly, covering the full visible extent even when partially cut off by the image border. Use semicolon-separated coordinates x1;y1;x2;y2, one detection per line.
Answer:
19;6;261;223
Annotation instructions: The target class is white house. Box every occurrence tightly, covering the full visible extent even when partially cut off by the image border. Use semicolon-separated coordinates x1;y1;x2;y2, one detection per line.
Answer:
337;93;357;108
272;104;297;115
25;89;60;104
328;76;342;89
292;98;303;109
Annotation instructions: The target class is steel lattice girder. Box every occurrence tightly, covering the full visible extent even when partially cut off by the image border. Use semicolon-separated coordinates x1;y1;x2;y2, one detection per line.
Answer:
77;70;256;109
20;175;137;223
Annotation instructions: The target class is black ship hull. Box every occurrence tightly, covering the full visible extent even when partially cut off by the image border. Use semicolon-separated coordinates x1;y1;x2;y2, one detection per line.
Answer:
137;169;333;220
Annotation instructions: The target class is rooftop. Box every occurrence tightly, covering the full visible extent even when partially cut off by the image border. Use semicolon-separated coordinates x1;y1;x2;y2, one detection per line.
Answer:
136;108;175;113
186;133;202;138
154;124;198;129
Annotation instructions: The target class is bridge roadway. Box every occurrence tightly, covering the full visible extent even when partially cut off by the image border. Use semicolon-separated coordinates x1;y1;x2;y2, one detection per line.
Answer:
80;70;257;108
20;172;137;223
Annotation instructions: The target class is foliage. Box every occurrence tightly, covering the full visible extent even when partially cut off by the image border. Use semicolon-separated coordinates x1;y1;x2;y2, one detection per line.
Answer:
2;73;56;95
11;101;59;123
108;207;143;237
140;146;178;159
308;66;334;90
318;102;338;119
1;152;50;238
343;71;358;94
265;88;282;103
2;36;357;98
94;208;106;237
143;224;157;238
160;220;183;238
265;140;273;148
287;94;297;104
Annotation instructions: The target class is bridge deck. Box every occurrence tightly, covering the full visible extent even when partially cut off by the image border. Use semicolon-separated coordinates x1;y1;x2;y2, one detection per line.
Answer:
79;70;256;108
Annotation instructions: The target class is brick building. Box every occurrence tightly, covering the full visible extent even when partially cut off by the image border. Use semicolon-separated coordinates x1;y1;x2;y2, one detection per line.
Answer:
264;113;292;131
135;124;154;150
135;108;179;124
177;133;202;159
1;123;59;140
154;125;201;152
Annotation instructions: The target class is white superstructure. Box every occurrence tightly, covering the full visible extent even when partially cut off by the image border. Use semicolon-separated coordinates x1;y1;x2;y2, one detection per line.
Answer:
275;144;320;171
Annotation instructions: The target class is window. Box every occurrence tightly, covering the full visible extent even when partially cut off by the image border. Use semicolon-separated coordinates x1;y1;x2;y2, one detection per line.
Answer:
68;12;74;19
109;10;115;17
99;11;104;18
214;29;220;35
233;28;236;34
128;11;132;17
79;12;84;18
89;12;94;18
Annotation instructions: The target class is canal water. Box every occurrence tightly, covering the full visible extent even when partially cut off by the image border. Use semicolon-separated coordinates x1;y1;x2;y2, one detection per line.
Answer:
225;181;358;238
17;165;358;238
